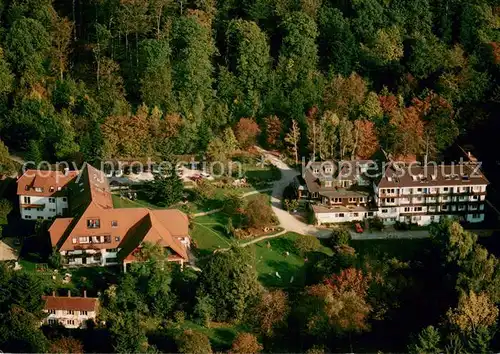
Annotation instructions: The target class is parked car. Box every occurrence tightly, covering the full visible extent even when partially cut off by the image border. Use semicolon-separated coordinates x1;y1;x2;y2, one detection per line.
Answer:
355;223;364;233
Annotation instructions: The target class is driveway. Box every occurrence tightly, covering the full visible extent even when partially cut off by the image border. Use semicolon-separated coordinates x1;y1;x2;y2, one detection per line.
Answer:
0;238;19;261
255;147;331;238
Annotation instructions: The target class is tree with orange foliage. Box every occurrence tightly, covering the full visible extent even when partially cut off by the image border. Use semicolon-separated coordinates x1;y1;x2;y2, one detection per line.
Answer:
234;117;261;149
230;333;263;354
302;268;371;335
49;337;84;353
353;119;379;159
264;115;282;148
389;106;425;157
254;290;289;336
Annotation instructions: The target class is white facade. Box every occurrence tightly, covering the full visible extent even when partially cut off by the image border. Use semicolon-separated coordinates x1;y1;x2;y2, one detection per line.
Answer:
19;195;69;220
376;184;487;226
63;248;120;267
43;308;97;329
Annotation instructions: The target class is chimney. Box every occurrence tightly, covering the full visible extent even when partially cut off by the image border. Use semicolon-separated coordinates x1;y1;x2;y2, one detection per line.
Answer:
68;290;71;297
83;290;87;298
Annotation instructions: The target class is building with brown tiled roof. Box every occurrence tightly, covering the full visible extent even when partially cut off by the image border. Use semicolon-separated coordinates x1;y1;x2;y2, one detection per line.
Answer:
47;163;190;269
42;291;99;329
298;157;489;227
296;160;376;224
17;169;79;220
375;162;489;225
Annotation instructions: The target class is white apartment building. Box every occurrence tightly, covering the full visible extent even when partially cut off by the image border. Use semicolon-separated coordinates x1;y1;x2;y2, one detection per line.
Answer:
375;164;488;226
17;169;78;220
41;291;99;329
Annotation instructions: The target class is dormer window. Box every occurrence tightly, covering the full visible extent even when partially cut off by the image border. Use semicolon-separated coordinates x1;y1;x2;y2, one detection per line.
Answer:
24;185;29;191
313;168;319;174
87;218;100;229
49;186;55;192
111;220;118;227
35;187;43;192
57;186;62;191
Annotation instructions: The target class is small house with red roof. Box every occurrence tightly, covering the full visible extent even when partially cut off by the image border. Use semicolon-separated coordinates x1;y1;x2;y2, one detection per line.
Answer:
42;291;99;329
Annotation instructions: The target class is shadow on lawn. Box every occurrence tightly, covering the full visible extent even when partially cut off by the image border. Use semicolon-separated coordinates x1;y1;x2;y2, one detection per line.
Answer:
258;259;304;287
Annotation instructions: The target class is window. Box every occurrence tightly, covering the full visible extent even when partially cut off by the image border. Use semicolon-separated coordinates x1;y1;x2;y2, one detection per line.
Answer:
443;187;449;192
115;236;120;242
49;198;55;203
472;213;480;219
338;213;344;218
81;311;88;316
368;212;374;216
417;188;422;192
386;198;395;203
404;207;410;212
57;186;62;191
67;310;74;315
48;309;56;314
72;237;77;244
49;208;56;212
107;248;118;253
87;219;100;229
67;320;75;325
111;220;118;227
348;197;356;203
472;195;478;200
382;209;388;213
62;197;67;202
106;257;118;263
49;186;55;192
35;187;43;192
37;207;44;211
353;213;359;217
23;196;31;204
442;205;449;211
25;207;31;211
37;216;44;220
458;205;466;211
79;237;89;244
48;319;58;325
25;215;32;219
313;168;319;174
415;207;422;211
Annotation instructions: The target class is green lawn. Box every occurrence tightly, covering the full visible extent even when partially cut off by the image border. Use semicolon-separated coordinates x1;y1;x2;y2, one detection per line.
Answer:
251;232;333;288
191;212;234;256
165;320;248;351
112;194;160;209
19;260;121;295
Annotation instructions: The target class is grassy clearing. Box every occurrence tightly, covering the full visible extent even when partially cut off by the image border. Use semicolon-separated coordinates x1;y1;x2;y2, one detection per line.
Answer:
19;259;121;295
165;320;248;351
112;194;159;209
251;232;333;288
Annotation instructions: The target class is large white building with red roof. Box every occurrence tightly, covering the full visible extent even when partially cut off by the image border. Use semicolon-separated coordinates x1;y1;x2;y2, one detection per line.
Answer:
17;169;79;220
19;163;191;269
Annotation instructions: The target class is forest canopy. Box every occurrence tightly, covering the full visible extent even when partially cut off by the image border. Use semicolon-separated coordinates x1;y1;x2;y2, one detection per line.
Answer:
0;0;498;163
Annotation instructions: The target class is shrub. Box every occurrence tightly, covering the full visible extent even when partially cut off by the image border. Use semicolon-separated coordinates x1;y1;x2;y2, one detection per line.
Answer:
329;227;351;248
369;216;384;231
245;195;274;228
176;329;212;354
294;234;321;255
230;333;263;354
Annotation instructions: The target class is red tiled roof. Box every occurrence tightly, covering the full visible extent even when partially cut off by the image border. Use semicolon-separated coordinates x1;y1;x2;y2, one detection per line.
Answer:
48;164;190;262
42;295;98;312
17;170;78;197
